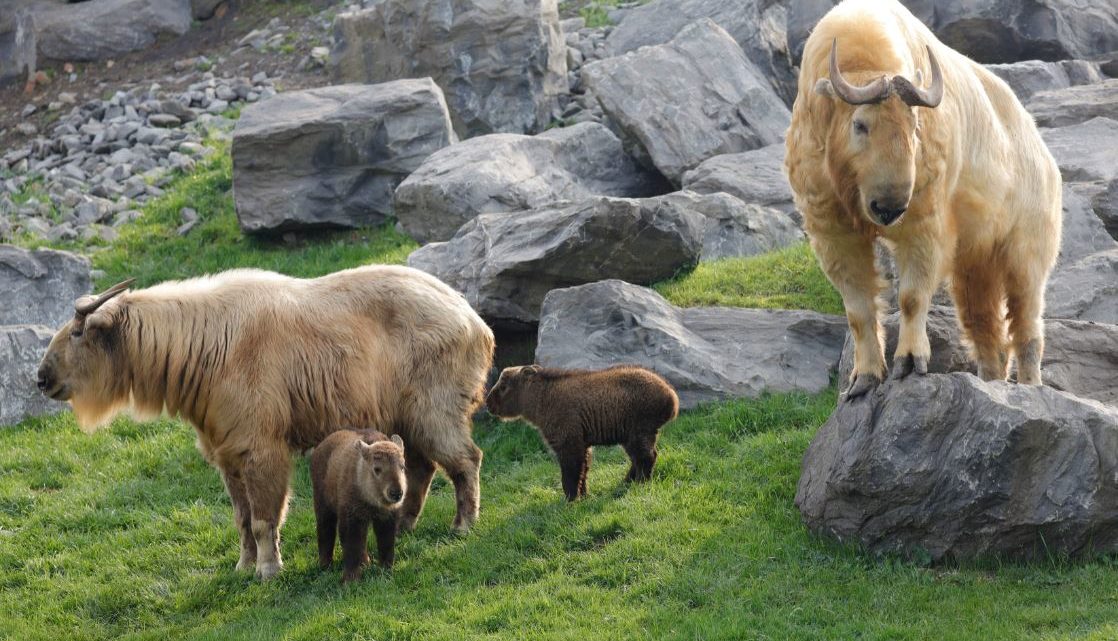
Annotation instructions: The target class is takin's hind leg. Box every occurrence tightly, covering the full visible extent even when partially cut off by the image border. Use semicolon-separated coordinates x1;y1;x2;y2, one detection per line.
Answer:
953;258;1009;381
243;447;292;580
219;463;256;572
398;449;436;533
1005;265;1049;385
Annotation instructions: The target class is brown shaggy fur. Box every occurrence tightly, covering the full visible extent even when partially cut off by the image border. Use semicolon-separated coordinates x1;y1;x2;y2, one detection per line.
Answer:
36;265;494;580
485;365;679;501
311;429;406;582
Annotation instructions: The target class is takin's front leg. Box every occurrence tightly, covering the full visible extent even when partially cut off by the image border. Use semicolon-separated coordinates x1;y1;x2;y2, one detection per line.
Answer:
218;464;256;572
243;447;292;580
890;238;946;380
809;229;885;399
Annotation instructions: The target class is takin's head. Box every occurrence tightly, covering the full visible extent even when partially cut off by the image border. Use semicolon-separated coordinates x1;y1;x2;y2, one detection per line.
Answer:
36;279;135;430
353;435;407;509
484;364;541;420
814;39;943;227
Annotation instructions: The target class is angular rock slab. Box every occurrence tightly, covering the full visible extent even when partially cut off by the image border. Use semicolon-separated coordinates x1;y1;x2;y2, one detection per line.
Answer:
604;0;798;104
1047;249;1118;324
583;19;790;187
407;198;703;326
796;373;1118;562
901;0;1118;64
1042;117;1118;184
680;144;796;214
535;280;847;409
232;80;456;234
1028;79;1118;128
986;59;1104;101
0;245;91;328
330;0;567;137
836;306;1118;406
659;191;803;261
35;0;192;61
394;122;666;243
0;325;58;427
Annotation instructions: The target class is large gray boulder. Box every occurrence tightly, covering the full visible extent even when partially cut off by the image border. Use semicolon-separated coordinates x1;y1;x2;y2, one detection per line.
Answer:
330;0;567;137
604;0;797;105
232;80;456;234
658;191;803;261
407;197;703;326
393;122;666;243
583;19;790;187
35;0;192;61
1093;179;1118;241
1042;117;1118;184
535;280;847;409
0;325;57;427
1047;249;1118;324
836;306;1118;406
0;245;91;328
0;6;36;85
796;373;1118;561
1059;185;1118;265
680;144;795;214
986;59;1104;101
901;0;1118;64
1028;79;1118;128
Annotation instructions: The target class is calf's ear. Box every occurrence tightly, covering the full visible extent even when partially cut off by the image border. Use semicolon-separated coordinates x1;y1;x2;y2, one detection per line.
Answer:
390;434;404;450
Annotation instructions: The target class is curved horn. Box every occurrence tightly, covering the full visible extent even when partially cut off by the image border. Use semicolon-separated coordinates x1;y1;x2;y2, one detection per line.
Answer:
828;39;890;105
893;46;944;108
74;278;135;318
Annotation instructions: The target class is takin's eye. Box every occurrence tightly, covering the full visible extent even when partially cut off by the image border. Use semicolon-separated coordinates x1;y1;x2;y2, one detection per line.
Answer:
373;466;383;475
853;119;869;136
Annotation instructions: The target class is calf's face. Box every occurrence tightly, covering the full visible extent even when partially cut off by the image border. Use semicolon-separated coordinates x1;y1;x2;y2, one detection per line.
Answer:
485;365;539;419
355;435;407;509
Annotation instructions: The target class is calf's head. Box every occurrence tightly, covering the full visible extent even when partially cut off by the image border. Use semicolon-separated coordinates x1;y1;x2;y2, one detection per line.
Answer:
815;39;943;227
355;435;407;508
484;365;540;419
37;279;134;430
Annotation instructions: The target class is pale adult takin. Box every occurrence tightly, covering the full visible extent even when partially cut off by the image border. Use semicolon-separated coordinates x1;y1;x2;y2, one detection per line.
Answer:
784;0;1062;398
35;266;495;580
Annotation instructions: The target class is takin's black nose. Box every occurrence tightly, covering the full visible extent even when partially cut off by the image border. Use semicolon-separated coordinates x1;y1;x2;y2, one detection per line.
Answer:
870;200;908;225
388;489;404;503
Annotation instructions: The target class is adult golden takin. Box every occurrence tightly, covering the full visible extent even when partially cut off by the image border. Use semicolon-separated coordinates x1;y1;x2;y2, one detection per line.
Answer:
785;0;1062;398
35;266;494;580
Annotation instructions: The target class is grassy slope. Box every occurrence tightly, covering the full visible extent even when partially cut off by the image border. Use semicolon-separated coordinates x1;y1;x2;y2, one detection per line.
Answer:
4;145;1118;640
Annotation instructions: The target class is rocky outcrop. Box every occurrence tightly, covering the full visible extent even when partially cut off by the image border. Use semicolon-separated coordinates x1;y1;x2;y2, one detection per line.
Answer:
1028;79;1118;127
232;80;456;234
393;122;666;243
796;373;1118;561
330;0;567;137
0;325;57;427
407;198;703;326
0;245;91;329
583;19;790;187
1042;117;1118;184
35;0;192;61
658;191;803;261
1046;249;1118;324
535;279;847;408
986;59;1104;100
680;144;796;215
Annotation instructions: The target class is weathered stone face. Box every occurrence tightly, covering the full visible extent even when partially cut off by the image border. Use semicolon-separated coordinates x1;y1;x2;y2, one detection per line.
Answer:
0;325;58;427
535;279;847;408
231;80;457;234
0;245;91;329
35;0;193;61
796;373;1118;562
330;0;567;137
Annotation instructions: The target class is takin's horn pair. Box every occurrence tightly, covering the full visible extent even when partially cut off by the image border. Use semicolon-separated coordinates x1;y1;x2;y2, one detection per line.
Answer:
73;278;135;326
828;39;943;108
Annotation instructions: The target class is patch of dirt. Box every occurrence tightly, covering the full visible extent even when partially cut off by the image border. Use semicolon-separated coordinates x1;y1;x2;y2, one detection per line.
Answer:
0;0;339;150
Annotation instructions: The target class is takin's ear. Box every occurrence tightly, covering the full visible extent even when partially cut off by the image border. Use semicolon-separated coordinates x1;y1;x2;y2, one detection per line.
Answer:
522;364;542;376
814;78;836;99
390;434;404;450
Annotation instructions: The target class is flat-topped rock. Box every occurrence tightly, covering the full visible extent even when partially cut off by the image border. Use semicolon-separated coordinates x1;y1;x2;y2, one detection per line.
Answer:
0;245;91;328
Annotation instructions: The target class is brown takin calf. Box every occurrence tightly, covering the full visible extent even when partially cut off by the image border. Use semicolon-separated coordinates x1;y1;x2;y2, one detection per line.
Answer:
35;265;494;580
311;429;406;582
485;365;678;501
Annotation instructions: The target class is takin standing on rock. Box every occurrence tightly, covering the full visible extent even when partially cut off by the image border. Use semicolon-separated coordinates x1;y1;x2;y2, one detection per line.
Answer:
311;429;406;582
784;0;1062;398
35;266;494;580
485;365;679;501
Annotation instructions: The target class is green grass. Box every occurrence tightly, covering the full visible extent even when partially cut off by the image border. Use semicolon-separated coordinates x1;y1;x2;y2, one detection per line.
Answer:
655;243;845;316
5;392;1118;640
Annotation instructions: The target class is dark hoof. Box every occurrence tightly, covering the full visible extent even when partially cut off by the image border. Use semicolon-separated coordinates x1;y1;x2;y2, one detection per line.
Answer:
890;354;929;380
844;373;881;400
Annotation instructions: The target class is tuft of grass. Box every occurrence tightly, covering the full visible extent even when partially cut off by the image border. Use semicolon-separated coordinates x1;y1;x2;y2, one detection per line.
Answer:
655;242;845;315
87;142;416;289
5;391;1118;640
